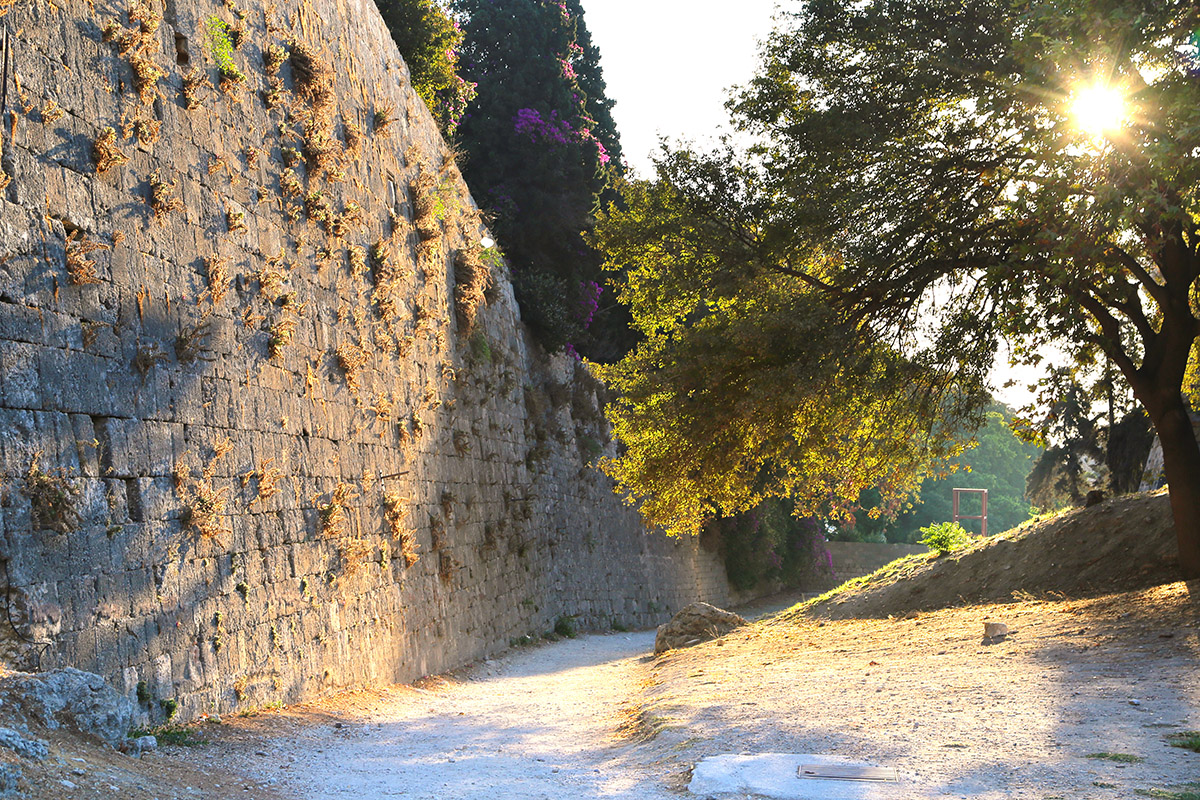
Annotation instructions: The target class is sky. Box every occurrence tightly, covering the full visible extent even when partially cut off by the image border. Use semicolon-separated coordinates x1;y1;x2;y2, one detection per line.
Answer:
582;0;781;177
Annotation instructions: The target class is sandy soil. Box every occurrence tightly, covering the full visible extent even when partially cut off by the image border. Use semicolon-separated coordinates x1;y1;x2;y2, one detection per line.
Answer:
144;581;1195;800
804;491;1180;621
638;581;1200;799
7;581;1197;799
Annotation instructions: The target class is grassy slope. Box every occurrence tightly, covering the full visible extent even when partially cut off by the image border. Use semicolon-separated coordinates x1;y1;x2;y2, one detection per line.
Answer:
788;490;1180;620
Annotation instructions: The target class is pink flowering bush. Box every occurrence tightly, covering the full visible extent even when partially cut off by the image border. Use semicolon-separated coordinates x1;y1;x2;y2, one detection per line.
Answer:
376;0;475;136
513;108;576;145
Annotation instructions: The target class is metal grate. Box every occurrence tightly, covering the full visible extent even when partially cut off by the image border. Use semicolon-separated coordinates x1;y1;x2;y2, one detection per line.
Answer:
798;764;899;782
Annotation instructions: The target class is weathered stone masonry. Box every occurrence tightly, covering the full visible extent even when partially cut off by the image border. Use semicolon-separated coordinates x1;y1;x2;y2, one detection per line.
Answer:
0;0;730;724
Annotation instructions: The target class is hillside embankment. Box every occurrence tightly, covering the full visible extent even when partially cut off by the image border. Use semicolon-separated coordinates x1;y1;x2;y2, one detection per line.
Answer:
800;489;1180;619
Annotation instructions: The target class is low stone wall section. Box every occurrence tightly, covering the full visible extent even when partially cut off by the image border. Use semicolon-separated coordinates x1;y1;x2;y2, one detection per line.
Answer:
802;542;929;592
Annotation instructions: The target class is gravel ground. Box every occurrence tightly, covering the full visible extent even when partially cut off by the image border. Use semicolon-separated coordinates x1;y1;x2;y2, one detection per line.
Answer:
189;631;679;800
637;581;1200;799
162;582;1199;800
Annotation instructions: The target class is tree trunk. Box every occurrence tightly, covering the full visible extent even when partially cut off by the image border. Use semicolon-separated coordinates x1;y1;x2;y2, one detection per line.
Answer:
1146;396;1200;579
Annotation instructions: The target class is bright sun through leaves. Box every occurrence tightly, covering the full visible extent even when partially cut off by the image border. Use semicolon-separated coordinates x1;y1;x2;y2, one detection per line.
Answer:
1071;82;1126;138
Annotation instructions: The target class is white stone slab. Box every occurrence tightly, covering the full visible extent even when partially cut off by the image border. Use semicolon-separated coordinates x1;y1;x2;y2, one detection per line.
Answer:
689;753;907;800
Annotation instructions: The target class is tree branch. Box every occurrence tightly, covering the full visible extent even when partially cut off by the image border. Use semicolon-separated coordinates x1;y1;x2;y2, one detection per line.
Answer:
1074;291;1140;380
1105;247;1168;308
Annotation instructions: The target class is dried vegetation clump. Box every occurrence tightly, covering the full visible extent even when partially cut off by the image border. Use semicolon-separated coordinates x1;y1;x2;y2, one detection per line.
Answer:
124;112;162;145
255;254;288;298
64;231;109;285
148;170;183;218
227;17;248;50
247;459;282;503
438;551;457;582
133;341;169;375
335;340;369;393
343;117;363;156
92;127;129;173
103;0;166;104
227;208;247;233
181;67;209;110
339;537;371;577
289;41;341;179
40;99;65;123
384;493;418;567
453;246;492;335
319;481;357;537
175;319;215;364
347;245;367;278
370;240;407;322
263;44;287;75
268;314;297;359
279;167;302;198
410;173;442;241
22;457;80;533
175;443;232;539
303;190;333;228
263;78;288;109
373;103;396;134
203;256;231;306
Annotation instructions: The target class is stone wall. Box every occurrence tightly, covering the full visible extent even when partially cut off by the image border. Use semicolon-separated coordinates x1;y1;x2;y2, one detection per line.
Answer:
0;0;730;724
802;542;929;592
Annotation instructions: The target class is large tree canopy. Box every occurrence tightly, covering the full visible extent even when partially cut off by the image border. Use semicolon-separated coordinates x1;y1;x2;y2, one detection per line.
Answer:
593;0;1200;576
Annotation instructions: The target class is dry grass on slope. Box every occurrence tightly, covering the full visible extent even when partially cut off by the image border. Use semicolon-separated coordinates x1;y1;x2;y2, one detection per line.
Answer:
789;490;1181;621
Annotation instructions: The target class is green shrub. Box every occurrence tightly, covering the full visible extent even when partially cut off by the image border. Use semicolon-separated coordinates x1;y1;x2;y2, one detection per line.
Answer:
205;17;245;86
918;521;973;555
373;0;476;135
553;614;578;639
130;724;205;747
469;328;492;363
159;698;179;719
716;499;832;592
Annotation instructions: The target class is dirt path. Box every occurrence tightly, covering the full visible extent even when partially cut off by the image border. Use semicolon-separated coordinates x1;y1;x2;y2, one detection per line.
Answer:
202;632;676;800
138;583;1197;800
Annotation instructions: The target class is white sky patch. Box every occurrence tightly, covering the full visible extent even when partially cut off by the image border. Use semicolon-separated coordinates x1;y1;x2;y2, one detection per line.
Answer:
582;0;781;177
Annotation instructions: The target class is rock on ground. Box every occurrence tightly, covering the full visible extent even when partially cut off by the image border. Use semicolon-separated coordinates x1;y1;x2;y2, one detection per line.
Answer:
0;726;48;760
655;602;746;655
0;668;132;746
0;763;21;798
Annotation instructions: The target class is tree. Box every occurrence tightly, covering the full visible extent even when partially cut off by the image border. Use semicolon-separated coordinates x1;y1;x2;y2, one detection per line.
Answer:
904;408;1041;538
374;0;476;136
451;0;628;357
594;1;1200;577
837;405;1042;542
1023;368;1107;509
594;165;990;536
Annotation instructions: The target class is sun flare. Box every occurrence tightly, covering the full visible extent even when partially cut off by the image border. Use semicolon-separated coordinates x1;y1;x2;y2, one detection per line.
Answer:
1070;83;1126;138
